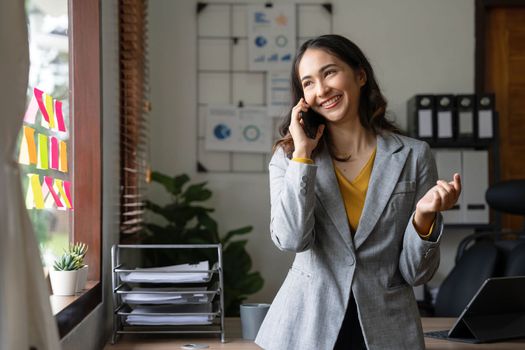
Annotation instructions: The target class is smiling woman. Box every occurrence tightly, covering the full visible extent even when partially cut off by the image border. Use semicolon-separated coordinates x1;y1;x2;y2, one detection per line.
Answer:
256;34;462;350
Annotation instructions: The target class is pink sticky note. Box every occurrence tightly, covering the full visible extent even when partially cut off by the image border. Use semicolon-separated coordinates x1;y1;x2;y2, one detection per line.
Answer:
63;180;73;210
34;88;50;123
44;176;63;208
24;95;39;124
50;137;59;170
55;100;67;132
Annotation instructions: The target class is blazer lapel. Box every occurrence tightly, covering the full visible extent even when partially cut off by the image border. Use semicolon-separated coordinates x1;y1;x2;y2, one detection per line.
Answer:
315;144;355;253
353;133;409;250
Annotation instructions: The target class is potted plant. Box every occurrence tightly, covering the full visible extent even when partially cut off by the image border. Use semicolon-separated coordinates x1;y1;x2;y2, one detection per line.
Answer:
69;242;88;292
139;172;264;316
49;252;82;296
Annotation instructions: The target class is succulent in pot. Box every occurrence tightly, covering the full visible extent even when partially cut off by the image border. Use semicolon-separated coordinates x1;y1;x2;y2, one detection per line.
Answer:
50;252;82;296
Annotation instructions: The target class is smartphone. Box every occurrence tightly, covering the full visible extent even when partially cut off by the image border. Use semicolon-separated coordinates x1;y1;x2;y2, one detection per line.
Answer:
301;108;326;139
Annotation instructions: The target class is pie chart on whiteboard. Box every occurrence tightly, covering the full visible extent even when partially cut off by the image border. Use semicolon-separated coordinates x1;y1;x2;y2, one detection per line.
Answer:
213;123;231;140
243;125;261;142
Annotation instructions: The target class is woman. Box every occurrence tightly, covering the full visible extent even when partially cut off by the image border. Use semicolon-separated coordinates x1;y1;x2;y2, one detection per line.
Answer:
255;35;461;350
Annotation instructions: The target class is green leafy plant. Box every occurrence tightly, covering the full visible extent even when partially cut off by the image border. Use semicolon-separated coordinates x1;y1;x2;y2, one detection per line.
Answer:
142;172;264;316
53;252;83;271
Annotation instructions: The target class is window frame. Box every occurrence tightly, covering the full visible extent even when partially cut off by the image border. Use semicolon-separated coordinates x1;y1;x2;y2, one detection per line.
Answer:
54;0;102;337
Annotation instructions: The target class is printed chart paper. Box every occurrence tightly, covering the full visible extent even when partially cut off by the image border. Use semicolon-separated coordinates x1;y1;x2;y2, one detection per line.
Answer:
248;4;295;72
206;105;272;153
267;72;290;117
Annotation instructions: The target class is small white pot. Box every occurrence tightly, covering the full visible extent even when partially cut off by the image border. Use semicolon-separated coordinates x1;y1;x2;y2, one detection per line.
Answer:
76;265;89;293
50;270;78;296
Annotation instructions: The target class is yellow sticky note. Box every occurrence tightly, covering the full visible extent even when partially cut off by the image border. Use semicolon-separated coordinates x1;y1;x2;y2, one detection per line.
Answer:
59;141;68;173
37;134;49;170
25;175;34;209
45;93;55;129
30;174;45;209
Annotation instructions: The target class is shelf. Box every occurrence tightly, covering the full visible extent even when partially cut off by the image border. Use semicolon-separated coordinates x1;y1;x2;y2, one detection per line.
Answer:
422;139;494;149
111;244;225;344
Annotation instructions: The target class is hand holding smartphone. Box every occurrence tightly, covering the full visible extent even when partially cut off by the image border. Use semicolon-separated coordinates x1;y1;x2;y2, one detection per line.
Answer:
301;108;326;139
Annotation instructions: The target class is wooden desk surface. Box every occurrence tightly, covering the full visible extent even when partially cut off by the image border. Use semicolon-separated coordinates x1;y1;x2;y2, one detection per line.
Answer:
105;317;525;349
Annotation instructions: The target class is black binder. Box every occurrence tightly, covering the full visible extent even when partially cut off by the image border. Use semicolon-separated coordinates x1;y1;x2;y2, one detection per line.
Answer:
455;94;476;140
476;93;496;140
435;94;456;141
425;276;525;343
407;95;435;142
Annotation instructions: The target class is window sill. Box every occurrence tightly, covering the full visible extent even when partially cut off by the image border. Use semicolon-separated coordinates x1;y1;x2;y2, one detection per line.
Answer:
50;280;99;315
52;280;102;338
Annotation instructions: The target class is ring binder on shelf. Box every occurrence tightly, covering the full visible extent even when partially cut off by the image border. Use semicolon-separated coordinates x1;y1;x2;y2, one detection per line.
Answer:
435;94;456;141
476;93;495;140
407;94;436;141
455;94;475;140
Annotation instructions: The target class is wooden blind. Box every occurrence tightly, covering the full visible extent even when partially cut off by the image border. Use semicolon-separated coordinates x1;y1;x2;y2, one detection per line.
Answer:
119;0;150;239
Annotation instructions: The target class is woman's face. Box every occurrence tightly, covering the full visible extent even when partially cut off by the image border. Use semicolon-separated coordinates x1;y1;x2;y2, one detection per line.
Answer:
298;48;366;125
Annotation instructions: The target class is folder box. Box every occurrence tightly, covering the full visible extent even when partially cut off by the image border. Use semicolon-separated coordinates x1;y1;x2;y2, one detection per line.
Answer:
455;94;476;140
461;150;489;224
435;95;456;141
407;95;436;141
476;93;495;140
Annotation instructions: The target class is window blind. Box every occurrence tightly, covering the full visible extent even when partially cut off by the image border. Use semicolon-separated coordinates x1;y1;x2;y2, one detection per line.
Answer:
119;0;150;239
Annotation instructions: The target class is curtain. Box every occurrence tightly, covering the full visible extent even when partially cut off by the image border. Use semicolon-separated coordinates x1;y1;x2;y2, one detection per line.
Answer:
0;0;61;349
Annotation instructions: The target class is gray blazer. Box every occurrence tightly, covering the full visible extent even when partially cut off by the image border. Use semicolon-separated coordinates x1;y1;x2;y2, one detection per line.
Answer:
255;132;443;350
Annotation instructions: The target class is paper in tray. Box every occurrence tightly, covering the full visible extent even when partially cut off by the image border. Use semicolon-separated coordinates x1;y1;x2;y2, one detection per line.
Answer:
120;261;211;283
125;304;214;326
121;286;214;304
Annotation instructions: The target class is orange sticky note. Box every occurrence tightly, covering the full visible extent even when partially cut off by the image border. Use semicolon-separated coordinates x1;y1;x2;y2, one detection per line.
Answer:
37;134;49;170
18;126;37;165
30;174;45;209
59;141;68;173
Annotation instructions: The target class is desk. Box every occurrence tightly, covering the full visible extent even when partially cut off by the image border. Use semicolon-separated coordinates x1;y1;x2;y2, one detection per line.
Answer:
105;317;525;349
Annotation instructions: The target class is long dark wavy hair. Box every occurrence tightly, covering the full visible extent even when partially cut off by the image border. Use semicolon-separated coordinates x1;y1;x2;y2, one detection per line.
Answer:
273;34;400;159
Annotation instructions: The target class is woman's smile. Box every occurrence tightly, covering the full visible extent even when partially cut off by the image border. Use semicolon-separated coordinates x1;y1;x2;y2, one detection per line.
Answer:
320;95;342;109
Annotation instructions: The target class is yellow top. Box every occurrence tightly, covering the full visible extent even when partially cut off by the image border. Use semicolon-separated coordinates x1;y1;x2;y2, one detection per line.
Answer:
292;153;435;239
334;148;377;233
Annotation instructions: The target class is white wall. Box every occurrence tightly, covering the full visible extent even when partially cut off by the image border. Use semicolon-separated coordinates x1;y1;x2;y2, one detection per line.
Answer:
148;0;475;302
60;0;120;347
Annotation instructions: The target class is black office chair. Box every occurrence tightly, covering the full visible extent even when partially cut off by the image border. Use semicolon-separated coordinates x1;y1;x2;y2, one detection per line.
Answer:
434;240;500;317
505;242;525;276
431;180;525;317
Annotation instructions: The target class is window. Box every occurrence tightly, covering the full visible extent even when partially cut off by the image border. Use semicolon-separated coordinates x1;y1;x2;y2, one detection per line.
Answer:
22;0;72;268
21;0;102;338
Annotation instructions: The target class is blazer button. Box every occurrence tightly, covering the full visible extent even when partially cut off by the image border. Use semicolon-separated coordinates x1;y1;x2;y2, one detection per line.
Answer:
302;175;308;181
300;189;307;195
348;257;355;266
300;182;307;188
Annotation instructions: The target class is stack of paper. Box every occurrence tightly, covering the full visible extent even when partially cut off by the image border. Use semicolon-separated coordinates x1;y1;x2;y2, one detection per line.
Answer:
126;304;214;326
121;287;212;304
121;261;210;283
